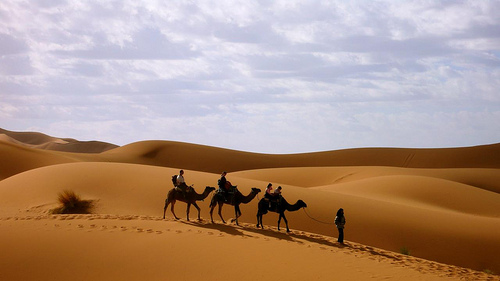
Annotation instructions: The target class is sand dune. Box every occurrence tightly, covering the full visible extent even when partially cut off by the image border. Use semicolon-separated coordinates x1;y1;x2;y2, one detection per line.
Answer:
3;215;493;281
0;128;118;153
0;128;499;280
101;140;500;172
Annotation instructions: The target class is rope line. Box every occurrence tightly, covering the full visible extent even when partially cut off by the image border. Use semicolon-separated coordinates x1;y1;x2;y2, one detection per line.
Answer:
302;208;335;225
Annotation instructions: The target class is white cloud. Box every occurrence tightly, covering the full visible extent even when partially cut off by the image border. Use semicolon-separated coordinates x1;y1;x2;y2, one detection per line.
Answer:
0;0;499;153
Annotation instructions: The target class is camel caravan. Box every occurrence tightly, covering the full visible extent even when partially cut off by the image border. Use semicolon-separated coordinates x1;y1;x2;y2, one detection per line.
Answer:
163;170;307;232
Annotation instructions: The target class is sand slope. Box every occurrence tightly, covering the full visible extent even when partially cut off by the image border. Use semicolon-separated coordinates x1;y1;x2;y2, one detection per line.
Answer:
0;128;118;153
0;162;499;275
2;136;499;179
0;128;499;280
101;140;500;172
3;215;493;281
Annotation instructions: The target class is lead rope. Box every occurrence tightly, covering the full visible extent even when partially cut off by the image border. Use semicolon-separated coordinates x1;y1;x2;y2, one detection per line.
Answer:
302;208;335;225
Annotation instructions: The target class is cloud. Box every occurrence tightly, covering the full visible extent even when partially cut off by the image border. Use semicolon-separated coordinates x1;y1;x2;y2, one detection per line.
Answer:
0;0;499;152
54;27;200;60
0;33;29;55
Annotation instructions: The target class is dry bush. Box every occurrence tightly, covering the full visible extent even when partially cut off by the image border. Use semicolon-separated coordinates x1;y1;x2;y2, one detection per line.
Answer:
400;246;411;256
51;190;93;214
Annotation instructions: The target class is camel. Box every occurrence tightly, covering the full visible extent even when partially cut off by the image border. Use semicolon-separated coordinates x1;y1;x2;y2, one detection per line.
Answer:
163;186;216;221
209;187;261;225
256;196;307;232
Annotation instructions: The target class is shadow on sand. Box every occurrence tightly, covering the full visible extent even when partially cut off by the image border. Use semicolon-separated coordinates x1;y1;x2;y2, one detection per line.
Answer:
179;219;345;249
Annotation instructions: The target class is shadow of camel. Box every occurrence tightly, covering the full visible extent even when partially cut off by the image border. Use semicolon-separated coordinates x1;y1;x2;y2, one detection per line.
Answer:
178;220;345;249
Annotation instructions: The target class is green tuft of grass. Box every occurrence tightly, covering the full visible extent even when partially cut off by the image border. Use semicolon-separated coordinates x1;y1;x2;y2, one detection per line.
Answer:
400;246;411;256
51;190;93;214
483;269;495;275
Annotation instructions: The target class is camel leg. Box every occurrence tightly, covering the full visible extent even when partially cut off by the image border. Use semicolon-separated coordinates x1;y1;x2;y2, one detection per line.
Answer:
218;203;226;224
236;205;242;218
163;199;169;219
279;212;290;232
277;213;281;231
170;201;179;220
209;204;215;223
192;202;201;221
186;202;191;221
231;205;241;226
257;213;264;229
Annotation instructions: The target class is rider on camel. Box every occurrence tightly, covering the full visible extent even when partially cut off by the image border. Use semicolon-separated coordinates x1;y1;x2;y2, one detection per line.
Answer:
265;183;273;199
265;183;282;208
218;171;231;201
175;170;190;198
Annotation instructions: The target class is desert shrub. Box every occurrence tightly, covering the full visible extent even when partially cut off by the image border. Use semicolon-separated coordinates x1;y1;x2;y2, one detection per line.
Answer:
400;246;411;256
483;269;495;275
51;190;93;214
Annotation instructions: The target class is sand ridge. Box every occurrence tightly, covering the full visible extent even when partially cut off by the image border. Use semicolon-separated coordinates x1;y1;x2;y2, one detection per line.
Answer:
0;128;118;153
1;128;499;280
0;214;497;281
1;161;499;275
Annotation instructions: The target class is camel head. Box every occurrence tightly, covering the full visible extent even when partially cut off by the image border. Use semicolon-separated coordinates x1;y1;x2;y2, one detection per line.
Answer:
205;186;216;192
251;187;261;194
298;200;307;208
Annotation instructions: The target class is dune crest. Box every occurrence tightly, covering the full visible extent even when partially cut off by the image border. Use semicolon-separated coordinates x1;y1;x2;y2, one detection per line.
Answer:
1;128;499;279
102;140;500;172
0;128;118;153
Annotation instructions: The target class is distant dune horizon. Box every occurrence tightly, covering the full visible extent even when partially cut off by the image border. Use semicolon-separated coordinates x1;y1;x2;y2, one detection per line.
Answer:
1;127;499;280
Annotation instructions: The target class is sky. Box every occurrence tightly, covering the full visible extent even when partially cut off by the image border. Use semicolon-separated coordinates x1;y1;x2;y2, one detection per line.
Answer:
1;0;499;153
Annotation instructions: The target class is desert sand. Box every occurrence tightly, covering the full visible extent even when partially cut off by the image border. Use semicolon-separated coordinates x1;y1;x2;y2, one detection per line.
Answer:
0;128;499;281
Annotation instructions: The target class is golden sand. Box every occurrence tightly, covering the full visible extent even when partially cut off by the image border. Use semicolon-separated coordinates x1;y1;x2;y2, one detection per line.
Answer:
0;128;499;280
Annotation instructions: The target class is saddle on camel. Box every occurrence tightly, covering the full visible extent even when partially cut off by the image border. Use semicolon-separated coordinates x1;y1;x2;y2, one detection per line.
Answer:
216;180;237;204
264;185;282;212
264;194;282;212
171;175;192;198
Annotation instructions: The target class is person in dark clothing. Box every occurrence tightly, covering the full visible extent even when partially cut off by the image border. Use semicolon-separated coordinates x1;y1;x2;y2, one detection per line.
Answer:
218;171;228;197
273;186;282;197
334;208;346;244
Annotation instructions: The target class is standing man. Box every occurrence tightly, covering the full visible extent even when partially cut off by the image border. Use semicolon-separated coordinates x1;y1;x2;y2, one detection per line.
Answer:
334;208;346;244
